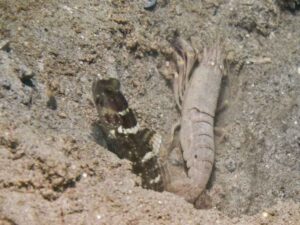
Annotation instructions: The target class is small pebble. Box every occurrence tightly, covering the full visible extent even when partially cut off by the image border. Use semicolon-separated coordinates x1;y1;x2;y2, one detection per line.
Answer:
1;79;11;90
144;0;157;10
225;158;236;173
20;93;32;106
20;65;35;80
82;173;88;178
96;214;102;220
57;112;67;119
262;212;269;218
47;95;57;110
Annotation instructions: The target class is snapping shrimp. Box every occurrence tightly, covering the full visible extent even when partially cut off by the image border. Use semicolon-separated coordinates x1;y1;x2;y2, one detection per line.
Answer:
160;38;224;208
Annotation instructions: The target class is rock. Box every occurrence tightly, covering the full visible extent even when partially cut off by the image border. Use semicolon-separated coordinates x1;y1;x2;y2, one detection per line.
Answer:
0;40;10;52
